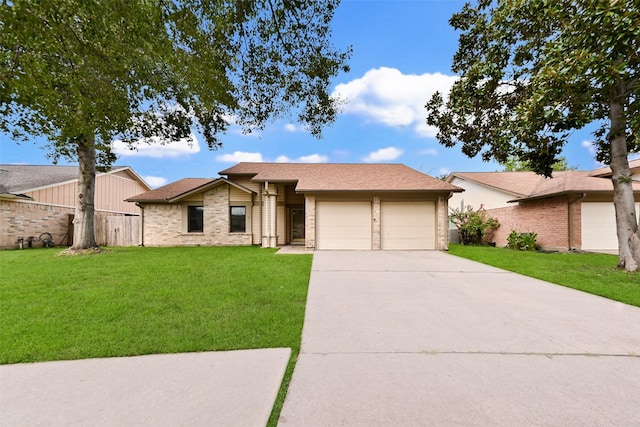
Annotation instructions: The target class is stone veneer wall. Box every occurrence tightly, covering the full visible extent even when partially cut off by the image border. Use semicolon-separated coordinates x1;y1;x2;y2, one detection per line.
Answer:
141;185;252;247
304;195;315;249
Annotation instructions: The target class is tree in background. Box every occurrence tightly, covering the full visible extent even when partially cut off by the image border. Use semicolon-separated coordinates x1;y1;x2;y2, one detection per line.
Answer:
502;155;576;172
426;0;639;271
1;0;350;251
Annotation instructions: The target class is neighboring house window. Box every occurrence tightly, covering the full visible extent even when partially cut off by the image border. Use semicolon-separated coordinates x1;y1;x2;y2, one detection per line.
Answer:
230;206;246;233
188;206;204;232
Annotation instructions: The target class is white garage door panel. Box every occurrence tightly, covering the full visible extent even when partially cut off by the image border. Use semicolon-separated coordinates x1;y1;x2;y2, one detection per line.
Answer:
381;202;435;250
581;202;640;251
316;202;372;250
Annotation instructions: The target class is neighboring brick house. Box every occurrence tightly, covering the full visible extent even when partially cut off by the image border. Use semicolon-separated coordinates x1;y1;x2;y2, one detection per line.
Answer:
0;165;151;249
447;159;640;252
127;162;463;250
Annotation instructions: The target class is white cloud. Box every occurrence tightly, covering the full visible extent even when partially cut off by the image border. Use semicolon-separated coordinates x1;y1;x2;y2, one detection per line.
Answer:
581;140;597;157
439;167;451;176
333;67;457;138
144;176;168;188
284;123;305;133
275;155;291;163
112;135;200;158
216;151;330;164
250;153;329;163
298;154;329;163
217;151;264;162
363;146;404;162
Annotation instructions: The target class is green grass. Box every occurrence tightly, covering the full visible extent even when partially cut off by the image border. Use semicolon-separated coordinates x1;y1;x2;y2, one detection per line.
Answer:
0;246;312;425
448;244;640;307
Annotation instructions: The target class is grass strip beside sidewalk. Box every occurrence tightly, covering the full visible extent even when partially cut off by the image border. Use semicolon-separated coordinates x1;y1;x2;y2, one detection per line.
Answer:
448;244;640;307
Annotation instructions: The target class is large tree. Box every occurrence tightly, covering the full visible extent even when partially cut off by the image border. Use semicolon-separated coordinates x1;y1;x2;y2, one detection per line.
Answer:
1;0;350;251
426;0;640;271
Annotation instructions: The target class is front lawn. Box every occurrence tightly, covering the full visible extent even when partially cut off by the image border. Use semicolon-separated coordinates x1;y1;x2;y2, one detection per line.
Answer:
448;244;640;307
0;246;312;364
1;246;311;425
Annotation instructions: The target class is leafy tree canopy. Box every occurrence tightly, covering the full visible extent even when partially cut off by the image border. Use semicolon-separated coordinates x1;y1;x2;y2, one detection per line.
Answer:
1;0;351;166
426;0;640;271
502;155;576;172
426;0;639;177
0;0;350;250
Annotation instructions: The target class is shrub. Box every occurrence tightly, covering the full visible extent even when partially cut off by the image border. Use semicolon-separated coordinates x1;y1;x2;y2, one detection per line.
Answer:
507;230;538;251
450;205;500;245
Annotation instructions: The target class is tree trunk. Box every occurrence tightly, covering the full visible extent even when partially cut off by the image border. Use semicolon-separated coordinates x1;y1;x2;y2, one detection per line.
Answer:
609;84;640;272
70;135;98;250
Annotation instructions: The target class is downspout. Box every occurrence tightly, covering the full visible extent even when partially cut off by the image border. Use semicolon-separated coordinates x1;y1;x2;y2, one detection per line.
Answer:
136;202;145;247
568;193;586;251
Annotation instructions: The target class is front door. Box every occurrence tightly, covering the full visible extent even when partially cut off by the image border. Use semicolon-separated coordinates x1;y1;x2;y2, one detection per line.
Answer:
291;209;305;242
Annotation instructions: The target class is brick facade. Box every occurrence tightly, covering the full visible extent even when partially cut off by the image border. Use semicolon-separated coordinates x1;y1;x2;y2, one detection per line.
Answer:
487;195;582;251
0;199;119;250
141;184;252;247
1;200;74;249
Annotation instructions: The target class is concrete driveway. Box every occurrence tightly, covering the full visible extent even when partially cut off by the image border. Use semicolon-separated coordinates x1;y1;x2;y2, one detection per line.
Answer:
279;251;640;426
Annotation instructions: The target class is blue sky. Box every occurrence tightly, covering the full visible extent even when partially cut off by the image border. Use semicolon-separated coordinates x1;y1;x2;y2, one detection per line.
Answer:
0;0;612;188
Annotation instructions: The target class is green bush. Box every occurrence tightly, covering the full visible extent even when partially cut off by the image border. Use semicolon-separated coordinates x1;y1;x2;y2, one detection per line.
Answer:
507;230;538;251
450;205;500;245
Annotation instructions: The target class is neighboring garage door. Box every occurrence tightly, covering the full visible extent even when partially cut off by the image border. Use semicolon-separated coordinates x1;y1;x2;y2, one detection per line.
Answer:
316;201;372;249
582;202;640;251
381;201;435;250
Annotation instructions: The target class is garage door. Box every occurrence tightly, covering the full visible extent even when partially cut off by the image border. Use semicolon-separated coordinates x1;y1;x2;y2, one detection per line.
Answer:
381;201;435;250
316;201;372;249
582;202;640;251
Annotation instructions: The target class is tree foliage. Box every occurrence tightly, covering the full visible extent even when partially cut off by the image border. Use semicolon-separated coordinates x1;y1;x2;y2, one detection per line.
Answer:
0;0;350;250
427;0;640;271
502;155;576;172
427;0;639;175
1;0;350;159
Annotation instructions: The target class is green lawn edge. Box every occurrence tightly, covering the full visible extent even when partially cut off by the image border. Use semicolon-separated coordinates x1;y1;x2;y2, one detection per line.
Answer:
0;246;312;425
447;244;640;307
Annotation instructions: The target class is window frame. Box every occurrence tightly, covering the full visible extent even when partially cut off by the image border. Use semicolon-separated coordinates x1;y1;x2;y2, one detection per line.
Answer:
230;205;246;233
187;205;204;233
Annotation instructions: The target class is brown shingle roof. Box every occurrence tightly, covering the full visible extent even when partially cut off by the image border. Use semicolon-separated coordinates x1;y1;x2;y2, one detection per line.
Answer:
127;178;216;202
589;158;640;177
449;171;543;197
0;164;136;194
450;170;640;202
127;177;255;203
219;163;462;192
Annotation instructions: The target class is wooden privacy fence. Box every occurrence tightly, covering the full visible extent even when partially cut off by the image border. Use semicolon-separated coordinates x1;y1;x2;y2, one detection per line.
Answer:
95;215;140;247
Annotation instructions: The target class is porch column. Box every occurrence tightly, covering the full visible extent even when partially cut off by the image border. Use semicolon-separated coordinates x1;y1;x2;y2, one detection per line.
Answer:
305;195;315;249
262;182;278;248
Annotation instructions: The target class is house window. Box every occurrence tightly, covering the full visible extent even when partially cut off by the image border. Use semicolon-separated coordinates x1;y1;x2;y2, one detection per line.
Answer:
188;206;204;232
230;206;246;233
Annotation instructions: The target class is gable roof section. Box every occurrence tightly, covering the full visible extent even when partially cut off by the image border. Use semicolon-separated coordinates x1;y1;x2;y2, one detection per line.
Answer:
0;164;151;194
448;171;543;197
449;170;640;202
219;162;462;192
589;158;640;177
127;178;254;203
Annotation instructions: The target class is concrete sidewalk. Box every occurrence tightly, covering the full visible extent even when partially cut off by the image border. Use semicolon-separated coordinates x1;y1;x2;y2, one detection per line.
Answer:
1;348;290;427
279;251;640;426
